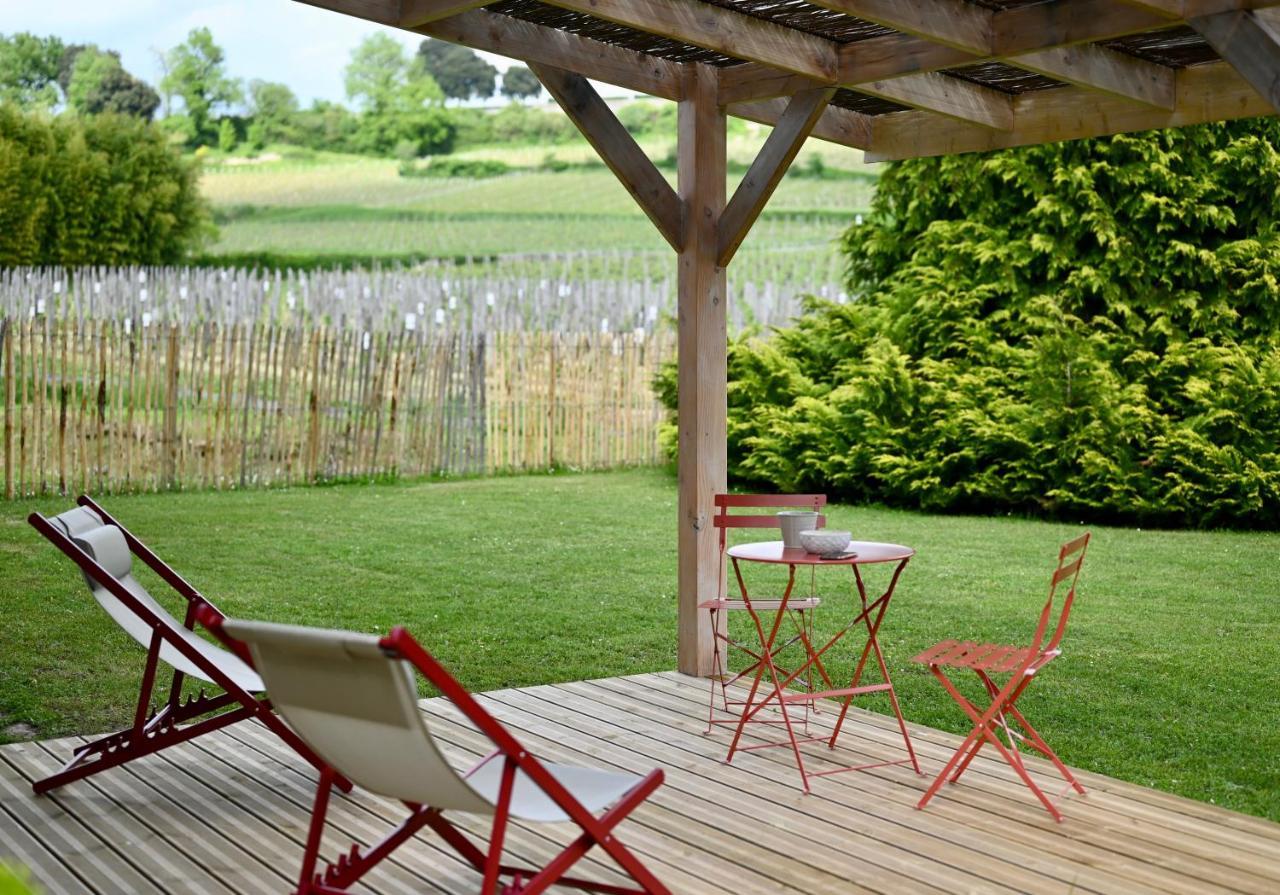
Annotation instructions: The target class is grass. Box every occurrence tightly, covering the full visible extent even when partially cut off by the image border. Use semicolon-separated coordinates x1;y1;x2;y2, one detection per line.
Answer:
2;468;1277;823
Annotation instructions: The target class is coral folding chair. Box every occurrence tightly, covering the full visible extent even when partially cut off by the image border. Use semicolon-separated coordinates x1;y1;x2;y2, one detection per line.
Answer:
912;533;1091;821
202;613;672;895
700;493;826;733
27;496;341;795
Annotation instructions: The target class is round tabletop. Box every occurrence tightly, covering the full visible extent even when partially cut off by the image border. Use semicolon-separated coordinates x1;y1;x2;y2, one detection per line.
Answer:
727;540;914;566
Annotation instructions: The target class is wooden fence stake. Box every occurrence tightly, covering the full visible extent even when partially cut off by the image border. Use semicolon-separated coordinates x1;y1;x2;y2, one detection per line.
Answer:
3;320;13;501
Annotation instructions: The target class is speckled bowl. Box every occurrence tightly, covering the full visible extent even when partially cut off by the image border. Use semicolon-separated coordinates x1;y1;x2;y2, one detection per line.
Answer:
798;529;851;557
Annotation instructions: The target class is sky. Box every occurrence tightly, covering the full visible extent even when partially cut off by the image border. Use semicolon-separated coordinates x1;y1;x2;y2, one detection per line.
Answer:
0;0;529;107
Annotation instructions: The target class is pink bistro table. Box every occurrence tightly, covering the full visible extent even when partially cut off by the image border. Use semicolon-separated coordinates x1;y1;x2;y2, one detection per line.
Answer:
723;540;922;792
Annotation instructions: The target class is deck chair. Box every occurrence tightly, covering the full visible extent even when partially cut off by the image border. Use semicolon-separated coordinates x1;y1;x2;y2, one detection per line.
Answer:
700;493;827;733
201;613;672;895
911;533;1091;822
27;496;342;795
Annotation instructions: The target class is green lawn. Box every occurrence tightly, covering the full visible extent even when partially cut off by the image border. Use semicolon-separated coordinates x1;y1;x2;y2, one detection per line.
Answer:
2;468;1277;822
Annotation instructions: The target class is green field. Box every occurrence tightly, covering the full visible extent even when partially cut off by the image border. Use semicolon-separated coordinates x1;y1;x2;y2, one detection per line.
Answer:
198;129;876;274
3;469;1278;822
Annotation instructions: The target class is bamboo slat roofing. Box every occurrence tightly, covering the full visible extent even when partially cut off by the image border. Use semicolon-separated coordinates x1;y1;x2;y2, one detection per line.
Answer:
486;0;1230;77
305;0;1279;159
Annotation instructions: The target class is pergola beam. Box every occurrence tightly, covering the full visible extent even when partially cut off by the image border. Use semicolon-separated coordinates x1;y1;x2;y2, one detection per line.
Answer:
718;87;836;267
294;0;398;24
414;9;687;101
718;3;1184;105
1013;45;1176;109
865;61;1271;160
993;0;1173;55
532;63;685;252
1190;8;1280;111
541;0;839;81
857;72;1013;129
730;99;873;150
400;0;487;27
812;0;994;54
1115;0;1186;15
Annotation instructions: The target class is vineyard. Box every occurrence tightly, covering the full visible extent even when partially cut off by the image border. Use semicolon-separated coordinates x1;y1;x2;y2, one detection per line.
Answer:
201;156;872;275
0;262;837;498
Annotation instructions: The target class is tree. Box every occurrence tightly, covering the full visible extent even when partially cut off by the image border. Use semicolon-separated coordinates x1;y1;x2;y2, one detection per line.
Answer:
344;35;454;157
657;119;1280;529
294;99;359;153
345;33;411;116
86;66;161;119
0;32;64;108
500;65;541;102
218;117;237;152
64;46;159;119
0;104;209;264
247;79;299;144
417;39;496;102
160;27;242;145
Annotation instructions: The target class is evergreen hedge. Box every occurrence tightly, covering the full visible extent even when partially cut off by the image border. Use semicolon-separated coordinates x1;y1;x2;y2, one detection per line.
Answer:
657;119;1280;528
0;104;208;265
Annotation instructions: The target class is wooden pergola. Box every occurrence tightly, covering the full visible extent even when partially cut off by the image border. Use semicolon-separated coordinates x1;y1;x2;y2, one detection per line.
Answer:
299;0;1279;676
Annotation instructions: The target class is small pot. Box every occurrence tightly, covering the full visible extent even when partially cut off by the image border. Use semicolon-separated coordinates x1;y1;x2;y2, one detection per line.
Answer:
777;511;819;548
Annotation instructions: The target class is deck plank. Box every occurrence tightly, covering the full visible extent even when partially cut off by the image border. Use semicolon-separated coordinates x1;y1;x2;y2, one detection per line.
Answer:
1;672;1278;895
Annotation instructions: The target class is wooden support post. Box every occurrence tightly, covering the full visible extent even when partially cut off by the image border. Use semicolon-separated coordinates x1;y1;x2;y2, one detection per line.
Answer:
677;65;728;676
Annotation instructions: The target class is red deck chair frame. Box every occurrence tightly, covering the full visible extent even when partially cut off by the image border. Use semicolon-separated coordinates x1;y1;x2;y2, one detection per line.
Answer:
203;611;671;895
27;495;344;795
912;532;1091;821
699;493;827;734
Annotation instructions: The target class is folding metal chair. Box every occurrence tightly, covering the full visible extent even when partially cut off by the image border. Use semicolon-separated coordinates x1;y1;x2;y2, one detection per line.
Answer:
912;532;1091;821
700;493;826;734
27;496;342;795
202;612;672;895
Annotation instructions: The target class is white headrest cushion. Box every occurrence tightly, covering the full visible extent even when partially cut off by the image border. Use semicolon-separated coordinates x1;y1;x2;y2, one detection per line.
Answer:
52;506;105;538
74;525;133;580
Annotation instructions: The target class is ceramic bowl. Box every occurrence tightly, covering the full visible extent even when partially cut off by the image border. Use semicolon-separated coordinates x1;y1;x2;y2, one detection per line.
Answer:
798;529;851;557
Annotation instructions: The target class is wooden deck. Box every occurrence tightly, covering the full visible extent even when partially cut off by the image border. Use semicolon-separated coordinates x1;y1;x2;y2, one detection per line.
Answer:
3;672;1279;895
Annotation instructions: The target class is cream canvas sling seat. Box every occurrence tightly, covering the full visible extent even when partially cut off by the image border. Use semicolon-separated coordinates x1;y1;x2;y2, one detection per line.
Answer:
204;613;672;895
27;496;340;795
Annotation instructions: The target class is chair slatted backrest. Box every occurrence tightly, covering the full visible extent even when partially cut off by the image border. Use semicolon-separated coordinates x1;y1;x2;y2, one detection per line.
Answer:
712;493;827;549
710;494;827;597
220;618;497;814
1035;533;1091;654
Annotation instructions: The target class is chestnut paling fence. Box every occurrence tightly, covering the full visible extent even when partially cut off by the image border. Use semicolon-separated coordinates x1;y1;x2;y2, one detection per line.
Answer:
0;264;829;498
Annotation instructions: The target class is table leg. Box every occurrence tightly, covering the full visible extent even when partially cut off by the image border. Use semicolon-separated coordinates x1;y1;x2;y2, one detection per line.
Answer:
725;562;812;791
827;560;920;773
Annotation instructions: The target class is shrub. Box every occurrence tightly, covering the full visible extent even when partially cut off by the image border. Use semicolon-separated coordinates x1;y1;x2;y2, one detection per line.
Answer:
401;156;509;178
0;104;210;265
217;117;236;152
351;105;456;157
657;119;1280;529
616;100;675;138
450;107;493;148
489;103;575;144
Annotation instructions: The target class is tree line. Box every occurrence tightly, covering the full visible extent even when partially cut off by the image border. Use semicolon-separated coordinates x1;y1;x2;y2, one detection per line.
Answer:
0;28;545;159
